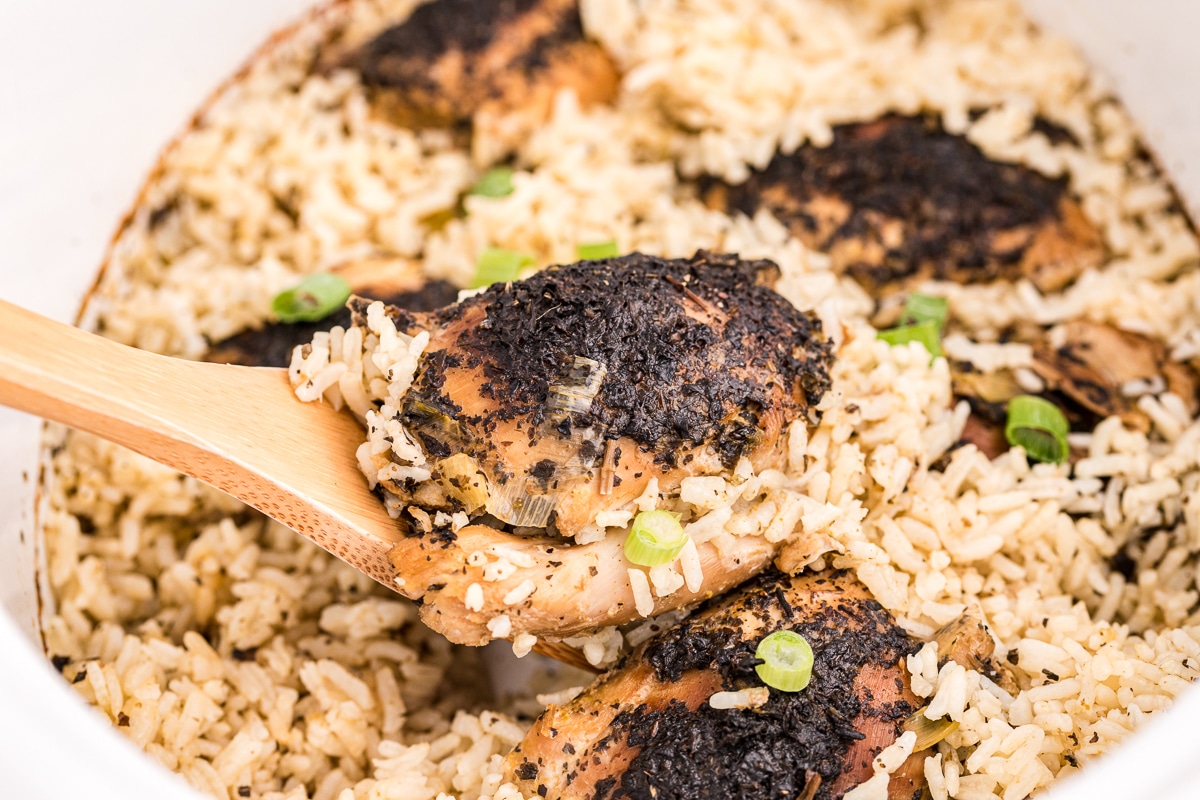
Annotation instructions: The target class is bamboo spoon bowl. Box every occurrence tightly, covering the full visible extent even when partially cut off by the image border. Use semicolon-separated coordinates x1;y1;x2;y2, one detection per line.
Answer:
0;298;594;671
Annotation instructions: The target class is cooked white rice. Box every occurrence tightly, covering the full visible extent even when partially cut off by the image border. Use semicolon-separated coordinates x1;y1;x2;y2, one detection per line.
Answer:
38;0;1200;798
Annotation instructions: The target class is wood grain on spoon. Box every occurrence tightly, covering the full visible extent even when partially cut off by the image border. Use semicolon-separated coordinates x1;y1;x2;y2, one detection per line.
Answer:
0;298;404;583
0;299;596;669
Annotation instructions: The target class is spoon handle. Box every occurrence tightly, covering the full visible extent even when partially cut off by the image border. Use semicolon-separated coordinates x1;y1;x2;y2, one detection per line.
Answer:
0;298;405;585
0;298;254;461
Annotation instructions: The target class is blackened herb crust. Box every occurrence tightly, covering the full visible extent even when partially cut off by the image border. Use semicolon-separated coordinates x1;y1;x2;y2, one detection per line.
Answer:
206;280;458;368
362;0;545;70
507;570;921;800
709;113;1094;293
604;570;915;800
407;251;832;471
354;0;599;125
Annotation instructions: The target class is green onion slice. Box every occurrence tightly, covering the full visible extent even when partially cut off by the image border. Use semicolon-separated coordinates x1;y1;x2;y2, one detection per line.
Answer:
469;167;514;198
271;273;352;323
624;510;688;567
1005;395;1069;464
755;630;814;692
877;320;942;359
473;247;534;288
577;240;620;261
902;293;949;332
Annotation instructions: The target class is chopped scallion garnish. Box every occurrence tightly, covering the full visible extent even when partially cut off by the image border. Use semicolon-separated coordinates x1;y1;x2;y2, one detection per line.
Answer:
469;167;514;198
901;293;949;332
473;248;534;288
271;273;351;323
624;510;688;566
754;630;814;692
877;320;942;359
577;240;620;261
1005;395;1069;463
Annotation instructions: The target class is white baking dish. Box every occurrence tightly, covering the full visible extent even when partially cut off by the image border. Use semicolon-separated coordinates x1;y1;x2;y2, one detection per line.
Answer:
0;1;1197;796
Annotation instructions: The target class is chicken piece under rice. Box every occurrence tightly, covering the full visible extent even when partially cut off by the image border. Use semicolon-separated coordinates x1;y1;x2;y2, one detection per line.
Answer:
703;113;1105;303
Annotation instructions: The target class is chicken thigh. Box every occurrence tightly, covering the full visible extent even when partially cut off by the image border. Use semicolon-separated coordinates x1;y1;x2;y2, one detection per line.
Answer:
952;320;1199;458
207;257;458;368
704;114;1104;299
504;569;926;800
350;0;617;155
372;251;834;643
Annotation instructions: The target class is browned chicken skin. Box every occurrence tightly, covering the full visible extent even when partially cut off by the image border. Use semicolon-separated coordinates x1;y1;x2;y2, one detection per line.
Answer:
377;252;833;643
704;113;1104;299
931;607;1018;695
352;0;617;132
1030;320;1198;426
504;570;926;800
953;320;1200;458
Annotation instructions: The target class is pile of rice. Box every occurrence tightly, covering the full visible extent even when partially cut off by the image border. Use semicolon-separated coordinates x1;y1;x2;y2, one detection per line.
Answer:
38;0;1200;798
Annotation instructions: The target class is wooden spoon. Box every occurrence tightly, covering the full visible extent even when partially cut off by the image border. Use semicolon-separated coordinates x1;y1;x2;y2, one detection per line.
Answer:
0;298;594;671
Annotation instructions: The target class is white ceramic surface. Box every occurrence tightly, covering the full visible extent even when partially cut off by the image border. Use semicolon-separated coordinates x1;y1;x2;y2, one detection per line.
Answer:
1;2;1197;797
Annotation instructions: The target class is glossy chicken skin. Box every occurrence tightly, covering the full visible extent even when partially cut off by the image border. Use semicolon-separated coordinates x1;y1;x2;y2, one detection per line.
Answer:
704;114;1104;299
504;570;926;800
381;251;833;643
352;0;617;141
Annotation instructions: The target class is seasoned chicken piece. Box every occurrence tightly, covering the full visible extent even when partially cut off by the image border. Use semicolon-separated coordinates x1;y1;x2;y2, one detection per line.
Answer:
379;251;833;643
405;520;781;645
1030;320;1198;427
504;570;926;800
951;320;1199;458
351;0;617;154
956;401;1012;461
385;251;832;535
704;114;1104;298
949;359;1026;459
205;257;458;368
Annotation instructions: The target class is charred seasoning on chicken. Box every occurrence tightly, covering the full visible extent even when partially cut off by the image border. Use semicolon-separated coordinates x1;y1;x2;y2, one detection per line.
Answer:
353;0;616;128
605;575;915;800
398;252;832;476
207;279;459;368
505;570;923;800
705;113;1104;297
